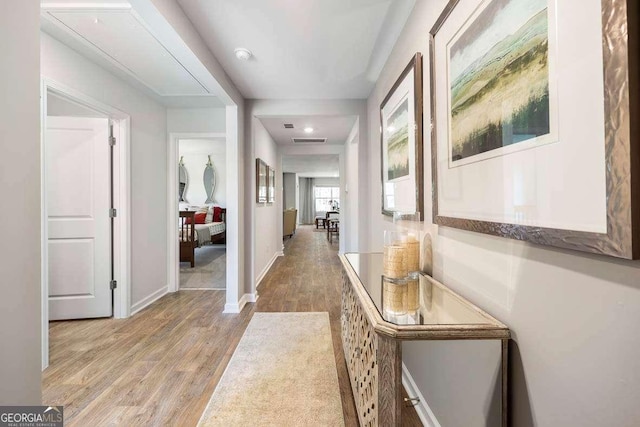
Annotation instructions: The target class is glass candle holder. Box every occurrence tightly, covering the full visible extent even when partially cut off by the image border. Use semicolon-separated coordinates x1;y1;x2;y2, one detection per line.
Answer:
393;212;421;277
382;276;408;315
404;233;420;278
383;230;408;279
392;212;420;228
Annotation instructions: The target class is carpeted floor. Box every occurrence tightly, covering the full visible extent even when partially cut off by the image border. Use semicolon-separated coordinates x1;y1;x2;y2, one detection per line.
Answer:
180;245;226;289
197;312;344;427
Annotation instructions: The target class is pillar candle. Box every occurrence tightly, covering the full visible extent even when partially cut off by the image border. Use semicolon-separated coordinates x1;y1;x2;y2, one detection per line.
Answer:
383;278;408;315
407;278;419;311
383;244;407;279
403;233;420;273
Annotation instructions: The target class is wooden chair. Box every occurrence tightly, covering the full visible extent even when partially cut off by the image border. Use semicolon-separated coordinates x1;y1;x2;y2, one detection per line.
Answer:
326;211;339;242
327;219;339;243
179;211;196;267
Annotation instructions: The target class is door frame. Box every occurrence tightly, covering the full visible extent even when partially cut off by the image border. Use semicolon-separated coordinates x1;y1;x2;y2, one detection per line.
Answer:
167;132;225;293
41;78;131;369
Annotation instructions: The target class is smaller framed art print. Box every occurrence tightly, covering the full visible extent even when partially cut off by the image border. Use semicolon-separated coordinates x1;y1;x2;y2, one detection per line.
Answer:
380;53;424;219
267;166;276;203
256;158;267;203
429;0;639;259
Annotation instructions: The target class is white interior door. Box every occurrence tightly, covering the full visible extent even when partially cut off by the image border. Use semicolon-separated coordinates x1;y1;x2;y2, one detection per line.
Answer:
46;116;112;320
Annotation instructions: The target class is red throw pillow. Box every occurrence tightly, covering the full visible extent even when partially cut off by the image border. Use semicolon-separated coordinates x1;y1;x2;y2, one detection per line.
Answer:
195;212;207;224
186;212;207;224
213;207;223;222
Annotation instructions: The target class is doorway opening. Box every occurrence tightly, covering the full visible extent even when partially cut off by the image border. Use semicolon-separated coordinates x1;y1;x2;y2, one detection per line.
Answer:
281;154;343;247
41;80;131;369
167;133;228;294
176;137;228;290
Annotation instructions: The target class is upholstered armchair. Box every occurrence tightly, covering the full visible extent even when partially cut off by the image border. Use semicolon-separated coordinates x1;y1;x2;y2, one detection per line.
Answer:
283;209;297;238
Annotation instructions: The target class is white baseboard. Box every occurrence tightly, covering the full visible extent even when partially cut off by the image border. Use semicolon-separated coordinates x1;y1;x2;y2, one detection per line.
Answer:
223;302;240;313
402;363;441;427
244;292;259;303
223;292;258;314
255;251;282;289
131;286;168;316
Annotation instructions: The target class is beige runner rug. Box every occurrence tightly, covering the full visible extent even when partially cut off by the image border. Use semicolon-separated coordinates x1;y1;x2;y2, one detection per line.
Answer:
198;312;345;426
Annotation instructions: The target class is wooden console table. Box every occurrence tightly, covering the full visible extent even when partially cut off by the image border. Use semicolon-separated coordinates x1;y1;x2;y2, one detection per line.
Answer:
340;253;510;426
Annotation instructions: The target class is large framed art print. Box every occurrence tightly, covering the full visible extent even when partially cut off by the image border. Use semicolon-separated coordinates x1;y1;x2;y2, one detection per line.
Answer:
380;53;424;218
430;0;639;259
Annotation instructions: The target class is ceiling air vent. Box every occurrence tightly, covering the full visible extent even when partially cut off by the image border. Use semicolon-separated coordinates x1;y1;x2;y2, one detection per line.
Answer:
283;123;294;129
292;137;327;144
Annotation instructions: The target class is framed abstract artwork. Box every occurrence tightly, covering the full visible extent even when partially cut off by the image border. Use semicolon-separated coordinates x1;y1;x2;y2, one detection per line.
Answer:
256;158;267;203
429;0;639;258
380;53;424;218
267;166;276;203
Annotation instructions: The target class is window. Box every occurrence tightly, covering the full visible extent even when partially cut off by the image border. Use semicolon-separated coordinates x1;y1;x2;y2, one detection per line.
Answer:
315;187;340;212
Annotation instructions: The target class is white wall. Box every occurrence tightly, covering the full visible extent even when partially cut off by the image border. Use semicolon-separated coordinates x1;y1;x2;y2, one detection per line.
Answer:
313;177;340;187
179;138;226;207
344;120;360;253
283;172;296;210
131;0;246;311
167;108;225;133
368;1;640;426
253;119;280;285
168;107;226;209
0;0;41;404
48;92;103;118
41;32;168;308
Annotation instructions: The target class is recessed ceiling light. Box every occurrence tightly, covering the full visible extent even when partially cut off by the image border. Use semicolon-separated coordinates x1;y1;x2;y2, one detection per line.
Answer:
304;127;314;133
234;48;252;61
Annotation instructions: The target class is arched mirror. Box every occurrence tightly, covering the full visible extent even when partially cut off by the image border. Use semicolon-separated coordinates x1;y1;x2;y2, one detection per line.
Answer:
179;156;188;203
204;155;216;204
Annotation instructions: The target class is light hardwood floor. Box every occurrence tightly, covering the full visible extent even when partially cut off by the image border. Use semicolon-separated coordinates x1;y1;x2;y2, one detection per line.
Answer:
43;225;421;426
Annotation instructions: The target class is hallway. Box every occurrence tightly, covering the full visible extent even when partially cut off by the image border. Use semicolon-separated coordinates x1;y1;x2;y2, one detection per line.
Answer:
43;225;419;426
255;225;357;422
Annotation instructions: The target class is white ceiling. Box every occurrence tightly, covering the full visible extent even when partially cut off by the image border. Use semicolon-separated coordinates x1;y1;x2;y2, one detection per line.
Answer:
283;155;339;177
41;0;129;4
259;115;357;146
40;2;224;108
176;0;416;99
